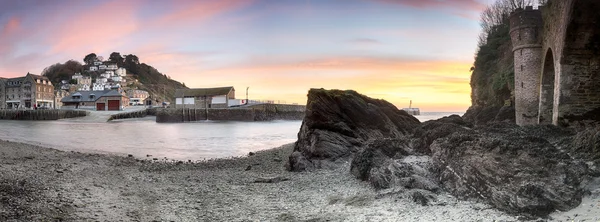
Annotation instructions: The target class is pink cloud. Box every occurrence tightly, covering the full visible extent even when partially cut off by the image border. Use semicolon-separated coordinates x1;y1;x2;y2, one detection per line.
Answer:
47;0;141;54
1;17;20;36
372;0;486;11
152;0;253;28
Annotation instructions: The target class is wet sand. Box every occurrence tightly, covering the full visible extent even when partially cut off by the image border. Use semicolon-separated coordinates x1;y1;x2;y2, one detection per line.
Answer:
0;140;598;221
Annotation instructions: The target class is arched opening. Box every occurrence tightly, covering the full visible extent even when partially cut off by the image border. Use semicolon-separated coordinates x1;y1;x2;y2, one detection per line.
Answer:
538;49;555;124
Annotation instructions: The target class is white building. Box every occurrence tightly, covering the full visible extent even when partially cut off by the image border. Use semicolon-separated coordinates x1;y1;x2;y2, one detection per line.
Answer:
116;67;126;76
93;61;103;66
106;64;118;70
78;84;90;91
98;65;107;70
92;83;104;91
89;66;98;71
101;73;111;79
96;77;107;84
112;76;122;82
72;73;83;80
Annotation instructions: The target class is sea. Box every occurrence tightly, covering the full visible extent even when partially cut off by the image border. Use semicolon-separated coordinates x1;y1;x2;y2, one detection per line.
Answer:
0;112;462;160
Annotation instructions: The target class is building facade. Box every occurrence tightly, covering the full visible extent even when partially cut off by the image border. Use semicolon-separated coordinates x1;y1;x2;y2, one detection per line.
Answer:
61;89;129;111
1;73;55;109
0;78;5;109
174;87;237;109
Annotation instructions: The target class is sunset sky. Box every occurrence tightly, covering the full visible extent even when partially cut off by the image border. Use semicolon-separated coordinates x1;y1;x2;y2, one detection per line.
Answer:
0;0;493;112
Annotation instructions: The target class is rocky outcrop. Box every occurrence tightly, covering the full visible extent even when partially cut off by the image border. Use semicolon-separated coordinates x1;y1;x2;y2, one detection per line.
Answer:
288;88;595;218
571;126;600;160
462;105;515;125
431;123;587;217
287;89;420;171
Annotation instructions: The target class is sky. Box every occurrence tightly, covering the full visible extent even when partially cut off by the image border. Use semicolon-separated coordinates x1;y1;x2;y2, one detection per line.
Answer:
0;0;491;112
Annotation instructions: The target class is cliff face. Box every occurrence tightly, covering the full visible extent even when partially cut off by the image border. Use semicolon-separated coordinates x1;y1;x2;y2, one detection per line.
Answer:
465;19;516;125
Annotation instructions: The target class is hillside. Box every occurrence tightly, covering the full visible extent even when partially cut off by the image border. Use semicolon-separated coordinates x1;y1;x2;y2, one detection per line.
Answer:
41;52;188;103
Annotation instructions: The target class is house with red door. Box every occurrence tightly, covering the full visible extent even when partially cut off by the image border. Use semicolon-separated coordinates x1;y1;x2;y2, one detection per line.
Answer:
60;89;129;111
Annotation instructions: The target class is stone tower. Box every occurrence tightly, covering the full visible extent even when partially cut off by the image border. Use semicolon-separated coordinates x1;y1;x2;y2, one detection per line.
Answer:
509;6;543;126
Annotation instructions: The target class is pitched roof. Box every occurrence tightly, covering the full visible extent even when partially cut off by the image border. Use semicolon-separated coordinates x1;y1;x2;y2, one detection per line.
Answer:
102;90;123;97
27;73;50;81
175;87;234;98
61;89;121;103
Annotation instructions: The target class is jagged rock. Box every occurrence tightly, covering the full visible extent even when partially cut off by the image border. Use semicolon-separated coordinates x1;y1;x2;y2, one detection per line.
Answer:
412;115;473;154
409;189;436;206
571;126;600;160
430;123;587;217
288;89;419;171
493;105;516;123
463;105;515;125
350;138;411;181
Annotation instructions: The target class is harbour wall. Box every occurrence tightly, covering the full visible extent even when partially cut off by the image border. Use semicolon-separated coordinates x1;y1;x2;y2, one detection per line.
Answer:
155;104;306;123
0;109;88;120
107;108;157;121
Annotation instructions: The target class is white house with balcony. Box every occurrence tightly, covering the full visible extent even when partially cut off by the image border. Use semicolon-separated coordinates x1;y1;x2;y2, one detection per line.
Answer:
89;66;98;71
93;61;103;66
98;65;107;70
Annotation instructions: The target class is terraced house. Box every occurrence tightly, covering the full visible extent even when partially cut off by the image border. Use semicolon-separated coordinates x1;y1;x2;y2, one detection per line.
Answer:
1;73;55;109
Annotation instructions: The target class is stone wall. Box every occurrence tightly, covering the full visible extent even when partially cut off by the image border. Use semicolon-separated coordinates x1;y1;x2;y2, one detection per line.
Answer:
107;109;155;121
0;109;88;120
510;0;600;126
155;104;306;123
510;7;543;125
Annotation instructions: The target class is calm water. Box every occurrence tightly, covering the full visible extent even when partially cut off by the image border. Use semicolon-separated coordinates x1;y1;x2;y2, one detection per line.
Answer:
0;112;462;160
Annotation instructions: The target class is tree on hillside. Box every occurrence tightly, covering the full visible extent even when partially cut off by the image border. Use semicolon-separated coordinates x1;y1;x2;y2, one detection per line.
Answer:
480;0;534;40
83;53;97;65
470;0;535;107
109;52;124;65
125;54;140;65
41;60;84;88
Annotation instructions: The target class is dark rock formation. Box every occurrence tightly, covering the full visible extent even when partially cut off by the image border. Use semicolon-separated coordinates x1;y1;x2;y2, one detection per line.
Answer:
412;115;472;154
288;89;420;171
430;123;587;217
571;126;600;160
288;88;595;218
462;105;515;125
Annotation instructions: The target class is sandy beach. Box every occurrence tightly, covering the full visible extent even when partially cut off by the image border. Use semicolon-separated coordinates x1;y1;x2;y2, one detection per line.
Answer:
0;140;598;221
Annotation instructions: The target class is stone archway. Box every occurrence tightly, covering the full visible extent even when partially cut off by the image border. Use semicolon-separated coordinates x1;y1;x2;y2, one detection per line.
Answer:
556;0;600;125
538;49;555;124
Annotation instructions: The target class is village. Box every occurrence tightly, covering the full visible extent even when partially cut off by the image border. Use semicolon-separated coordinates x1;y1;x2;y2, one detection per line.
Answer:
0;59;257;111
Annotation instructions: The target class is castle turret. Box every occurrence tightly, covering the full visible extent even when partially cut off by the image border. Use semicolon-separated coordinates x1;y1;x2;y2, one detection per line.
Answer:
509;6;543;126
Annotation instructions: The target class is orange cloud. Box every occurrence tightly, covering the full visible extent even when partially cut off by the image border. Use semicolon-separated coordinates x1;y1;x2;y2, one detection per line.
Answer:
158;56;472;112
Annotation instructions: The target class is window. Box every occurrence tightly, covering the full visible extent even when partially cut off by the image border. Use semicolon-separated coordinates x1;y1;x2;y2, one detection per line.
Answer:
521;65;524;71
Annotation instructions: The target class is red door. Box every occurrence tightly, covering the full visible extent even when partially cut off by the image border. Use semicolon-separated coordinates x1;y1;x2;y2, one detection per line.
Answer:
96;103;105;111
107;100;120;110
